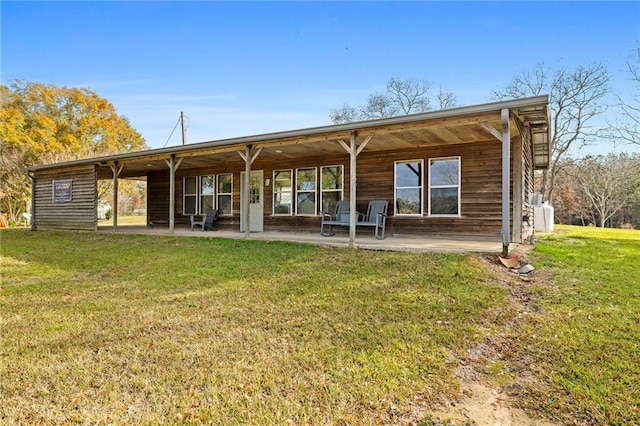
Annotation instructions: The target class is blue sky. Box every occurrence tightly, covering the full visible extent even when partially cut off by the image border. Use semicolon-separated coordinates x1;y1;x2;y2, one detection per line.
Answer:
2;1;639;151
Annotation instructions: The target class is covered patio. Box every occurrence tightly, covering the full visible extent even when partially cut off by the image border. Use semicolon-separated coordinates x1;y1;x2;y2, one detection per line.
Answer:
97;223;516;254
28;96;550;256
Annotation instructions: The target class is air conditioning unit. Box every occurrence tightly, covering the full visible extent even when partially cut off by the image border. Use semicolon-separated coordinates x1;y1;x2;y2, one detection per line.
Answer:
529;193;543;207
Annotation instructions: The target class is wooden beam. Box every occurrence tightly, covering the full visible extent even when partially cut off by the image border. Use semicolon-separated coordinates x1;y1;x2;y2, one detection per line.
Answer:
356;134;374;156
251;147;263;164
480;122;502;142
336;139;350;154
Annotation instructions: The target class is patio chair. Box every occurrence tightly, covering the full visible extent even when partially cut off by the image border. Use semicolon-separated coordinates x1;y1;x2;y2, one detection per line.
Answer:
356;200;388;239
190;209;220;231
320;200;350;236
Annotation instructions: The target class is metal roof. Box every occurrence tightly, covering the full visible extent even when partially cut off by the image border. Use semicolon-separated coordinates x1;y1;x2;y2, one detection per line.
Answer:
27;95;550;175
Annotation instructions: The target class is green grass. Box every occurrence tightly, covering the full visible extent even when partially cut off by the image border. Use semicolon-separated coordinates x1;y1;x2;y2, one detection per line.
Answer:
512;225;640;424
0;229;506;425
3;226;639;425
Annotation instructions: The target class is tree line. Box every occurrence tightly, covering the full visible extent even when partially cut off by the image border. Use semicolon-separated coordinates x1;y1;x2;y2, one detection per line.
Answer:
2;45;639;228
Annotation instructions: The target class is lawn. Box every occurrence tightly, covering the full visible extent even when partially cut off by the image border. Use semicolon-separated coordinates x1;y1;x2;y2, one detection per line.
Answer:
0;229;507;424
1;226;638;425
510;225;640;424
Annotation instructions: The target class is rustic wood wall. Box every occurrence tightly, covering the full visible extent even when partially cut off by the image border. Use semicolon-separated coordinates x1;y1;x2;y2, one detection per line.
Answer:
521;125;535;240
32;165;98;231
146;139;520;240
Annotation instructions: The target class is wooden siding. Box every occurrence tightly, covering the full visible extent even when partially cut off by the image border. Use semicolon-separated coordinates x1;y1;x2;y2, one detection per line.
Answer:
147;170;170;227
32;165;97;231
148;139;514;239
521;124;535;240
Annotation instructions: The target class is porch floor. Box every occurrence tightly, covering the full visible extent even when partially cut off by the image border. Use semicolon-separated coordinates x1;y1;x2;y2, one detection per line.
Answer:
98;225;516;254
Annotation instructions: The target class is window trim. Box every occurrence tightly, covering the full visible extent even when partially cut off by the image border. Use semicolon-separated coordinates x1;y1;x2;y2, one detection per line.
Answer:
394;159;424;216
216;173;233;216
320;164;344;214
428;156;461;217
272;169;293;216
295;167;317;216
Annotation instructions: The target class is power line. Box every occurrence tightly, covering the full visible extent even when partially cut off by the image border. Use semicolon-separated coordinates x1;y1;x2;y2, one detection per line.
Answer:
163;115;182;148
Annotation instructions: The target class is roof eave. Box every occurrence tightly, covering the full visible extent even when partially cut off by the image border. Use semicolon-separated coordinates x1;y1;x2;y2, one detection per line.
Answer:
26;95;550;172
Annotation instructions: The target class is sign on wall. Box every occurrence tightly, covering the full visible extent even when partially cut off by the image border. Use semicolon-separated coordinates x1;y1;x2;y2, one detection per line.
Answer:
52;179;73;203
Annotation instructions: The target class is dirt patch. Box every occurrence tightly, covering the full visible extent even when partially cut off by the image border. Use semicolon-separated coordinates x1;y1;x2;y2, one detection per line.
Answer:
428;381;554;426
422;243;558;425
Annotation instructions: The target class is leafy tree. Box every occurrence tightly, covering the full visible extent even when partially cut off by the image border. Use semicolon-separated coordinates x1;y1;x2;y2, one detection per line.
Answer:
491;61;610;204
330;76;457;124
0;80;147;222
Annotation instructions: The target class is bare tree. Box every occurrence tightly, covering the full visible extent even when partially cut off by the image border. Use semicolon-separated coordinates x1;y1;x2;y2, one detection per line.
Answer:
576;153;640;227
492;61;610;204
330;76;457;124
329;103;361;124
613;44;640;145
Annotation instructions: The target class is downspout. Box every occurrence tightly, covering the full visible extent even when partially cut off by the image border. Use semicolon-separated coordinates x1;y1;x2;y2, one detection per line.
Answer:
501;108;511;257
28;171;35;231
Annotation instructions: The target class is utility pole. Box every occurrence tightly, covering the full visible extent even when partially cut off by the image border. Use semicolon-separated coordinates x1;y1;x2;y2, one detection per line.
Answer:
180;111;186;145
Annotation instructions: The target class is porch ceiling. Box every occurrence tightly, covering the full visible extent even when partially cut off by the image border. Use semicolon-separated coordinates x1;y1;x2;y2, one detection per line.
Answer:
97;111;512;180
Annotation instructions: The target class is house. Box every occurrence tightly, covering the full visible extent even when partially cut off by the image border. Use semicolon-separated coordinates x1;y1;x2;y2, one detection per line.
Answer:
26;96;550;256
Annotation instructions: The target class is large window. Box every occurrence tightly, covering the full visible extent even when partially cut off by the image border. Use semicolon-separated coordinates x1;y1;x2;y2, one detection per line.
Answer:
273;170;293;215
320;165;343;214
184;175;214;215
183;176;198;215
395;160;423;215
200;175;214;213
296;167;317;215
217;173;233;215
429;157;460;216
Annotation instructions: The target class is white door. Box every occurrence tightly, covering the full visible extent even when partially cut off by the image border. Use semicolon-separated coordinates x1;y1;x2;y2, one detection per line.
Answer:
240;170;264;232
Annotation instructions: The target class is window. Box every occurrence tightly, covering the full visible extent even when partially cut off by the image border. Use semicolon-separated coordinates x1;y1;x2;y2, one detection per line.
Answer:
296;167;317;215
184;175;214;215
429;157;460;216
320;165;343;214
183;176;198;215
217;173;233;215
395;160;423;215
200;175;214;213
273;170;293;215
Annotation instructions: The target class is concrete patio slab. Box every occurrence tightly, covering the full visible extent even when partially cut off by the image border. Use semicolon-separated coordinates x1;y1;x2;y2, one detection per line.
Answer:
99;225;516;254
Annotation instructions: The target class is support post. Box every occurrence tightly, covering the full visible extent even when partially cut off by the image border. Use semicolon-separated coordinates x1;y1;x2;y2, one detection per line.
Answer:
28;171;36;231
501;109;511;257
169;156;175;234
110;161;123;233
244;145;252;239
349;132;357;248
165;155;183;235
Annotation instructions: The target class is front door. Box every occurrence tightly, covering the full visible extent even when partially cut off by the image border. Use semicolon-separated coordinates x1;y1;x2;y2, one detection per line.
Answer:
240;170;264;232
